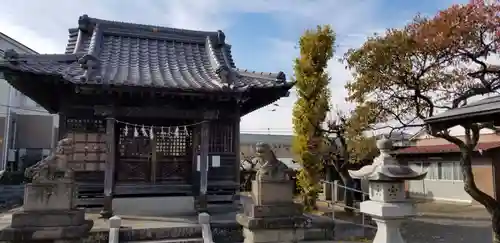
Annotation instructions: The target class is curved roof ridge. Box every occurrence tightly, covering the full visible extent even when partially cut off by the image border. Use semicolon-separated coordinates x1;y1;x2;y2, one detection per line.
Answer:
80;14;218;37
235;68;287;82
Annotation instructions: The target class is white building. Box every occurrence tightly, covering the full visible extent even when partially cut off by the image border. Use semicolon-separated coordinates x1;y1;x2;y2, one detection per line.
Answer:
0;32;58;171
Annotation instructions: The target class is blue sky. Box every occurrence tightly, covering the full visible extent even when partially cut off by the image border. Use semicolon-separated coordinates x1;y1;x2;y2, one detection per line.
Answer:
0;0;469;134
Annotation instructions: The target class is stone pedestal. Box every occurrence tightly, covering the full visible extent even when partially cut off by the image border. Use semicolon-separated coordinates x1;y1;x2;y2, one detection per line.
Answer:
238;179;307;243
360;181;415;243
251;180;294;206
0;181;93;242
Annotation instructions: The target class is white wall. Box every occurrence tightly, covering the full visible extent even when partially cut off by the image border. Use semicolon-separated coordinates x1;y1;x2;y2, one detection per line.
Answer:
0;36;35;112
408;180;472;203
0;33;59;169
0;34;58;118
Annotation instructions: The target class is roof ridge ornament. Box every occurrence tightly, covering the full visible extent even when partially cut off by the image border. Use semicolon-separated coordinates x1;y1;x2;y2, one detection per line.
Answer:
276;71;286;83
78;14;94;33
3;49;19;63
78;54;102;83
215;30;226;47
215;65;235;89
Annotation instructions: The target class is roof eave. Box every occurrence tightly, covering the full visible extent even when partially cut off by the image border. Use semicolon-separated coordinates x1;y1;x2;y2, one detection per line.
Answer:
239;83;294;116
425;95;500;129
0;68;64;114
425;108;500;131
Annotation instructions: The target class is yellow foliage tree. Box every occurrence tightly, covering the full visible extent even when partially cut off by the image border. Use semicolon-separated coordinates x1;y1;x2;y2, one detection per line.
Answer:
292;25;335;211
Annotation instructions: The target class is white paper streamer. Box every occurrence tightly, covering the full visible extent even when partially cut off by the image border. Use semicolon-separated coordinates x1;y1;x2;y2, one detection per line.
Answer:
123;125;129;136
141;125;148;137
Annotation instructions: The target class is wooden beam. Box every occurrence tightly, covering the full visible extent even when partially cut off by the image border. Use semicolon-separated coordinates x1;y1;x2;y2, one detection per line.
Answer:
93;106;219;120
100;116;116;219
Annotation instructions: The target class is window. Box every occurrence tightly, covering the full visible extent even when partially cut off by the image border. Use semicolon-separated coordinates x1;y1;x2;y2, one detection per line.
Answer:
410;161;463;181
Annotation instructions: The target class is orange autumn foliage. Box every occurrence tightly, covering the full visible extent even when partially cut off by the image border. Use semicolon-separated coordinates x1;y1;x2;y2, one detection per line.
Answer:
345;3;500;126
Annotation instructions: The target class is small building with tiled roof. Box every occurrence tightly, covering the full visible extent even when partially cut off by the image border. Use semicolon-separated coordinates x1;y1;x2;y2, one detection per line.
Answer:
0;15;294;217
394;128;500;204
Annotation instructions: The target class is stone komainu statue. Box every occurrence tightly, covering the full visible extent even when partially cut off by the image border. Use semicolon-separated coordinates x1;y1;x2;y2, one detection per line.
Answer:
24;138;74;183
254;142;290;181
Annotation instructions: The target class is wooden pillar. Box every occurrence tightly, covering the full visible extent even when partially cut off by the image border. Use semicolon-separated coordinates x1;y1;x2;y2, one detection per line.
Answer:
234;116;241;189
150;138;157;184
199;119;210;212
58;113;67;140
101;116;116;218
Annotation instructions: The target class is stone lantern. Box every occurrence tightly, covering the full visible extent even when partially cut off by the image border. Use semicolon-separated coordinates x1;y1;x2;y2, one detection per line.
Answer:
348;138;427;243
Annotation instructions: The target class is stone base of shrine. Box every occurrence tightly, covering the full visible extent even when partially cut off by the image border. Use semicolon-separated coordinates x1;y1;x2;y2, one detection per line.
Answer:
112;196;196;216
236;213;335;243
0;209;93;242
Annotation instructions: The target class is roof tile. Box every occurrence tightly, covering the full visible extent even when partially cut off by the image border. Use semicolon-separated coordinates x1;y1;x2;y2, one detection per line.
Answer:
394;142;500;154
425;95;500;126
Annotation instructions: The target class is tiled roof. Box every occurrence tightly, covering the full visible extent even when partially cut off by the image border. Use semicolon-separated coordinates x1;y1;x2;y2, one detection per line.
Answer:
0;15;291;92
394;142;500;155
425;95;500;128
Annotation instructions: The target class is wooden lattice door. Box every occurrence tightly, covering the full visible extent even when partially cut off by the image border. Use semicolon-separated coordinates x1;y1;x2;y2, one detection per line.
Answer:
116;125;152;183
154;127;193;184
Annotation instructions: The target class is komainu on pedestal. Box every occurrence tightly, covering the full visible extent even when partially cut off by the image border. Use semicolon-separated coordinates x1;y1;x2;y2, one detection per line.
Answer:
0;138;94;243
237;142;334;243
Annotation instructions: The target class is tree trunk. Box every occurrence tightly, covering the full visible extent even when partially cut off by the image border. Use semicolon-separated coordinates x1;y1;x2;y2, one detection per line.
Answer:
457;141;499;243
302;190;318;211
492;207;500;243
337;166;355;214
436;129;500;243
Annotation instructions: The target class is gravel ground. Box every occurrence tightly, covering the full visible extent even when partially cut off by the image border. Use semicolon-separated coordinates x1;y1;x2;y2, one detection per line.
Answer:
320;200;493;242
401;217;492;243
334;216;492;242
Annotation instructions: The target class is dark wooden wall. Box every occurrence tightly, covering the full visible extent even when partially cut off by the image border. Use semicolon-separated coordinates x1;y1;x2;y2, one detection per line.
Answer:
57;100;241;207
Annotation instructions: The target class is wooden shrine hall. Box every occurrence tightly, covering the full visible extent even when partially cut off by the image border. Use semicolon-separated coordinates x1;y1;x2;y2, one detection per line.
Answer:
0;15;293;217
